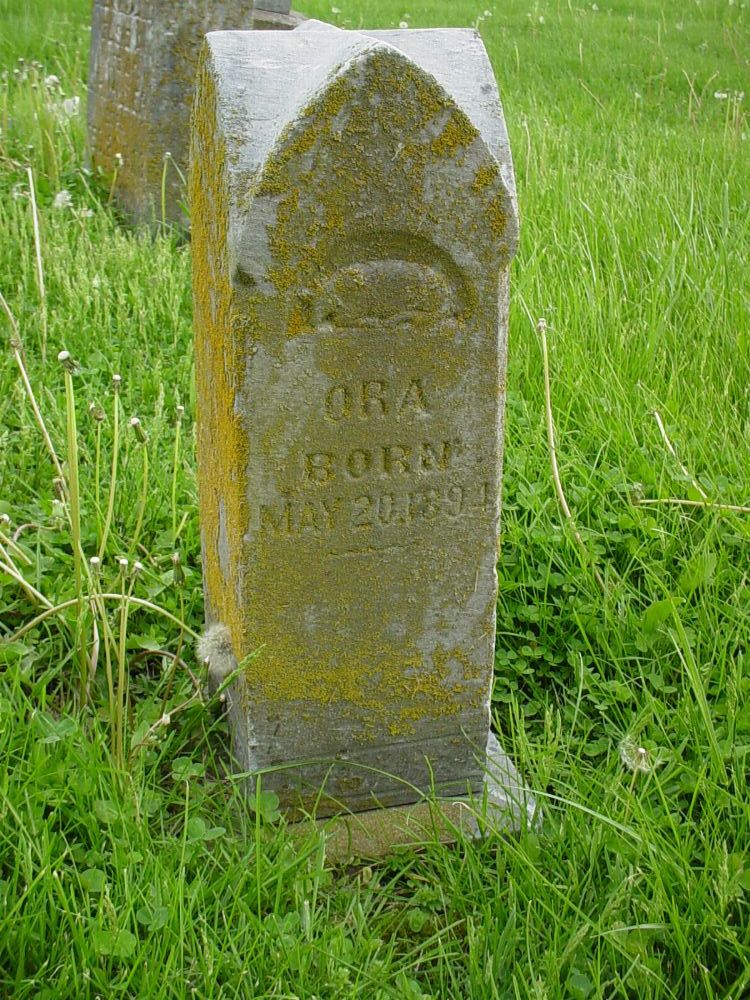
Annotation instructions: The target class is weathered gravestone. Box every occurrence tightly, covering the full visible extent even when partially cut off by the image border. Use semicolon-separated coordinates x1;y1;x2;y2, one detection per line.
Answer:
87;1;303;227
252;1;301;30
192;22;534;836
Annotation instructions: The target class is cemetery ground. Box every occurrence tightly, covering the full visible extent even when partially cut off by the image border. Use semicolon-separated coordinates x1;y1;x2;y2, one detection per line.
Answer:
0;0;748;995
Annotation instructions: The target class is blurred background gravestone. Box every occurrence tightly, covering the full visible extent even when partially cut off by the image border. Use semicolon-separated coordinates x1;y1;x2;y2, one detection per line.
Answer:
191;24;535;848
87;1;304;228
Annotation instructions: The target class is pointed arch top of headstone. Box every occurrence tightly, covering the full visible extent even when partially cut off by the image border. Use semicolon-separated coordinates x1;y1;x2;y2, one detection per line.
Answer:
292;20;516;203
201;25;517;239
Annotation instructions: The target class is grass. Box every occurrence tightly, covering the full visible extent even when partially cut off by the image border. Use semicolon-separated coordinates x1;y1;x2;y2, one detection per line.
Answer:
0;0;748;996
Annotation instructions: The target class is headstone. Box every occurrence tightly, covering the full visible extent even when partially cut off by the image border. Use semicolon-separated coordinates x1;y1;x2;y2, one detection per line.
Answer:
87;1;304;228
252;0;299;29
192;24;534;831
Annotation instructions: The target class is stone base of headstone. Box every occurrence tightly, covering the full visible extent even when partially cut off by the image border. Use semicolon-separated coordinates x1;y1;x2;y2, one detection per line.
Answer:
305;734;538;862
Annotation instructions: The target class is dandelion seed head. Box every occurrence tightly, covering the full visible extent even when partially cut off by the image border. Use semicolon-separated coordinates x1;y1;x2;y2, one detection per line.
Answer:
61;96;80;118
198;623;237;695
58;350;79;373
89;402;105;424
619;737;653;773
130;416;147;443
52;189;73;210
51;498;66;524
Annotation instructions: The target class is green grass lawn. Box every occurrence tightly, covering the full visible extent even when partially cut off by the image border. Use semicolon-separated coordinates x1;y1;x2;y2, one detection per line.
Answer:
1;0;749;996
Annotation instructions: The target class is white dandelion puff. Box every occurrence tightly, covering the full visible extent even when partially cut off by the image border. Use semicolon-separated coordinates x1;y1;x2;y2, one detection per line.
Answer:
198;623;237;696
619;738;653;774
52;189;73;210
61;96;80;118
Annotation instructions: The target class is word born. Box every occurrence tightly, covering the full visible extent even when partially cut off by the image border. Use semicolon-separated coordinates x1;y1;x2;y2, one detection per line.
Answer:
304;439;457;484
256;481;494;540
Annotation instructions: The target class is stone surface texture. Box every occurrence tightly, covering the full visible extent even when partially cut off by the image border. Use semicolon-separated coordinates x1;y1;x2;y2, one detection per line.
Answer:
87;1;301;227
191;24;520;818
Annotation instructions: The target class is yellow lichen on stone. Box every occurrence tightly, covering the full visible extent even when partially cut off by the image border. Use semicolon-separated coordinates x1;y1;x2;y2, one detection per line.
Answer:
472;162;497;193
191;48;249;657
431;110;479;157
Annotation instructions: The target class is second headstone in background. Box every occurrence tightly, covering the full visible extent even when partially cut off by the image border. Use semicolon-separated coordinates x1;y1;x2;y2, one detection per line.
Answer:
252;1;301;29
87;1;304;228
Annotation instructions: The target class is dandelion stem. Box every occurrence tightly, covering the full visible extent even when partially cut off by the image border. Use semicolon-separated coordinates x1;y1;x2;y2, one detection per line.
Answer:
94;419;102;532
89;560;118;756
129;441;149;559
652;410;708;500
107;163;119;206
171;406;183;540
1;291;63;479
0;530;32;566
161;154;169;235
99;377;121;559
0;558;53;609
26;166;47;362
636;497;750;515
539;317;606;593
6;593;201;644
62;357;88;702
114;569;134;767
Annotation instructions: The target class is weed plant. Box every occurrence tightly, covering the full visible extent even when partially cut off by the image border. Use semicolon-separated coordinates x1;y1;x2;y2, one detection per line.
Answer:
0;0;748;997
